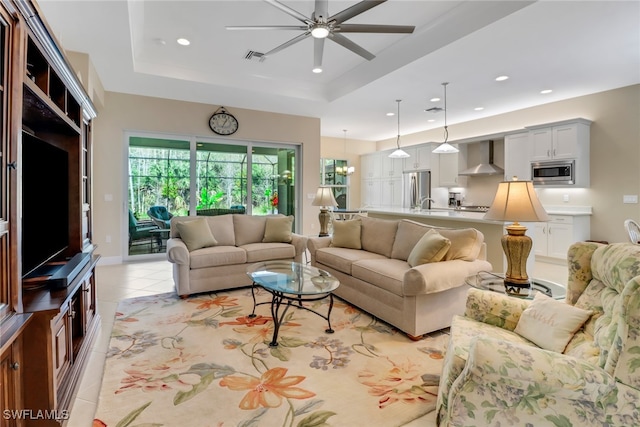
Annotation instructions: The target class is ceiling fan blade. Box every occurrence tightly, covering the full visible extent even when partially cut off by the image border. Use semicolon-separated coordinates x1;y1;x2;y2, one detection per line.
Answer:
336;23;415;34
263;32;311;57
329;0;387;25
226;25;308;31
314;0;328;20
264;0;311;24
328;32;375;61
314;38;324;70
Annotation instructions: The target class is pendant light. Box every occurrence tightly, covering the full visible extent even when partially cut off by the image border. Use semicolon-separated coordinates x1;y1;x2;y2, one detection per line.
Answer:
336;130;355;176
389;99;410;158
432;82;460;154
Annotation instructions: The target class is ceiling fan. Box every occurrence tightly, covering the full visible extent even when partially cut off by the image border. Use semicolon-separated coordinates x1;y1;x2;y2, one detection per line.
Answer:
226;0;415;72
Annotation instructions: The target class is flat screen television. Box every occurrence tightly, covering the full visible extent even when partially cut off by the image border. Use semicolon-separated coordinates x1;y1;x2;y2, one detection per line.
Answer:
21;131;69;278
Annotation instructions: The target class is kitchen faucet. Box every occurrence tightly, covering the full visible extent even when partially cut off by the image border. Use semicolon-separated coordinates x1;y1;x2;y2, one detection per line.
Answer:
420;196;435;210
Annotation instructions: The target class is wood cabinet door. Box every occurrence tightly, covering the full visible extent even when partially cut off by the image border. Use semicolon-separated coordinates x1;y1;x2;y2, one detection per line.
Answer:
52;305;72;386
548;223;573;259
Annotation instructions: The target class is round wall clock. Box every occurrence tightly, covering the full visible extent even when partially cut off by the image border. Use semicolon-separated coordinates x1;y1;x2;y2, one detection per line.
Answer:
209;107;239;135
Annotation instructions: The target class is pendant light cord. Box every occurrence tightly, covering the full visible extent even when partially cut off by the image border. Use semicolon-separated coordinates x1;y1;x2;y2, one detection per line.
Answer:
442;82;449;144
396;99;401;149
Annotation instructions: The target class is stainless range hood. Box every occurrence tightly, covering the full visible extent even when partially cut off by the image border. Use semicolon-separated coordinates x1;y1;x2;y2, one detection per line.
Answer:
458;140;504;176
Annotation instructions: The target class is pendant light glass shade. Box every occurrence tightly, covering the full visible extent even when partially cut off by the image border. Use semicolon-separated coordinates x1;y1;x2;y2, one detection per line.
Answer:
432;82;459;154
389;99;410;158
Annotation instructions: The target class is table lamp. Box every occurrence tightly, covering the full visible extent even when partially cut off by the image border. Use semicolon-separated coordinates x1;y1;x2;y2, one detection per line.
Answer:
483;179;549;292
312;186;338;237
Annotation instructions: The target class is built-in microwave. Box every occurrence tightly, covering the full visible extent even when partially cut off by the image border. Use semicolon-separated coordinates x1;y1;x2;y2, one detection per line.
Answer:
531;160;575;185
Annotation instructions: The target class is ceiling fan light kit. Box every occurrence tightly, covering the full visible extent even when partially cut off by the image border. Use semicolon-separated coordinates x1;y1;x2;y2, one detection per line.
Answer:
226;0;415;72
432;82;460;154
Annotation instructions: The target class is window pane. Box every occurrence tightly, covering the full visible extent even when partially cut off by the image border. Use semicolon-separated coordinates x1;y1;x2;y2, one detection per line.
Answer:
196;143;247;212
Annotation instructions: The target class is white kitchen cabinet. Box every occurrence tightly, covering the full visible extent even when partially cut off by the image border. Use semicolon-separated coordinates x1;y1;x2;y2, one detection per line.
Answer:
361;179;381;207
504;132;531;181
380;177;402;207
534;215;590;261
528;119;591;162
435;144;466;187
403;144;432;171
361;152;382;180
381;151;404;178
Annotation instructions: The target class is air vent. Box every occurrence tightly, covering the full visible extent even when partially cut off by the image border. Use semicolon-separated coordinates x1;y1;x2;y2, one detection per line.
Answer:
244;50;266;62
425;107;444;113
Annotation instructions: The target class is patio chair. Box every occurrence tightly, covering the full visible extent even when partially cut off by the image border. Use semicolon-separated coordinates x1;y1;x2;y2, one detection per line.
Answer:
129;210;157;247
147;205;174;229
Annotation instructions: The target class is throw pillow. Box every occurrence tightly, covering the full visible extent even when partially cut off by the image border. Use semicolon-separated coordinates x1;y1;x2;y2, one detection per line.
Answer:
263;215;294;243
331;219;362;249
176;218;218;251
514;292;592;353
407;229;451;267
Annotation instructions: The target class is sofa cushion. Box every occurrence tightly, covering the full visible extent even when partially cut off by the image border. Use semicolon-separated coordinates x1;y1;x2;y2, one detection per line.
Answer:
176;218;218;251
316;247;386;275
204;215;236;246
360;216;398;258
331;219;362;249
515;292;593;353
189;245;247;269
262;216;293;243
242;242;296;263
391;220;435;260
438;228;484;261
351;258;408;297
234;215;269;246
407;229;451;267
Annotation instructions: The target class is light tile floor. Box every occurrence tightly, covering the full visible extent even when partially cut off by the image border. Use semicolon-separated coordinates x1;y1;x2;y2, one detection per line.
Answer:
65;259;568;426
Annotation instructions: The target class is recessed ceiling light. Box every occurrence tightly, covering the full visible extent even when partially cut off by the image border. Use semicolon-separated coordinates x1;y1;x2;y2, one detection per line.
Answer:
430;97;440;102
474;107;484;111
540;89;553;94
427;119;435;123
386;112;395;116
154;38;166;46
176;38;190;46
312;67;323;73
495;75;509;81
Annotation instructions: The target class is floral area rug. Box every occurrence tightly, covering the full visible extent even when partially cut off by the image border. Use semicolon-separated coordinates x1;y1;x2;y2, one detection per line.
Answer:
93;287;448;427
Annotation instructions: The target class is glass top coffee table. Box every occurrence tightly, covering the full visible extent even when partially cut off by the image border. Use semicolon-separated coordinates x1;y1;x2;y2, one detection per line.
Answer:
465;271;566;300
247;261;340;347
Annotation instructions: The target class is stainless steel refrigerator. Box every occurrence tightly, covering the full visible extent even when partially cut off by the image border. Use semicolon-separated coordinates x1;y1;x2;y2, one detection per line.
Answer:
403;170;432;210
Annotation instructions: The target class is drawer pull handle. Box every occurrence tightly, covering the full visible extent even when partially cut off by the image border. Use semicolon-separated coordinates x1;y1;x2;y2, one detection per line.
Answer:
10;362;19;370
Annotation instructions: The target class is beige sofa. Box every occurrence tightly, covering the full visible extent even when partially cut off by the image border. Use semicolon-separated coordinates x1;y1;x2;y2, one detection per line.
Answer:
307;216;492;338
166;214;307;296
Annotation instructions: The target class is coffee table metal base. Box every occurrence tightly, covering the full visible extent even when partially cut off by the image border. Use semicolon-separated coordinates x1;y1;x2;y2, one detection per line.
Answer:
249;284;335;347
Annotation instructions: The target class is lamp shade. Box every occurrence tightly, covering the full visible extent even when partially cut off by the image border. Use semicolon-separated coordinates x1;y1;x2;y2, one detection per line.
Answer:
432;142;459;154
483;180;549;222
312;186;338;208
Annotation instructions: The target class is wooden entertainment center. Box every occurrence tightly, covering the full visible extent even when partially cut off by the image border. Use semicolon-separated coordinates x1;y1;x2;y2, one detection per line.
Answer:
0;1;98;426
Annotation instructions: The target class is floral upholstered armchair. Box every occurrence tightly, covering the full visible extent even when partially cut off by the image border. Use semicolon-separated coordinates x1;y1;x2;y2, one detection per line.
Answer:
436;242;640;427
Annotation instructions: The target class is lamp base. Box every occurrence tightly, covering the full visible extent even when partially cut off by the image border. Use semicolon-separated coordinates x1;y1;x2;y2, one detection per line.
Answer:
318;208;330;237
501;222;532;288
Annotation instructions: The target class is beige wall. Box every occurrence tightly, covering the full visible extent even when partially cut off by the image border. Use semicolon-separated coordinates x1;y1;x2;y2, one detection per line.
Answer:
374;85;640;243
92;92;321;262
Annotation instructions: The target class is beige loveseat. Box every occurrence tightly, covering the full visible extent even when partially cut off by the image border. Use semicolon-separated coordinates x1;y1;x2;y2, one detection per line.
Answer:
307;216;492;338
166;214;307;296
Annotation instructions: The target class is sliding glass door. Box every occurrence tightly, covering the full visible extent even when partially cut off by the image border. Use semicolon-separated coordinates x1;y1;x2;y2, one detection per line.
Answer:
126;134;299;258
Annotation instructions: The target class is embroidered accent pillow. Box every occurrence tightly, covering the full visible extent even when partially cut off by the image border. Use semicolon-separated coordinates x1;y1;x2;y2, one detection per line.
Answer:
515;292;592;353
